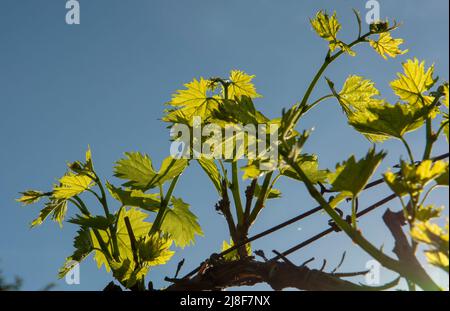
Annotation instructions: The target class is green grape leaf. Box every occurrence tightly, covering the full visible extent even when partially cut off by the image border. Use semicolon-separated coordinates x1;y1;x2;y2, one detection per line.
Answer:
443;84;449;108
254;183;281;199
59;228;94;278
91;207;153;273
160;197;203;248
348;102;428;142
163;77;220;124
310;11;355;56
114;153;188;190
53;173;94;199
442;112;449;141
68;214;115;230
17;190;44;206
328;148;386;198
434;162;449;187
227;70;261;100
197;157;222;194
106;182;160;212
31;199;68;228
369;32;408;60
416;205;443;222
281;155;329;184
221;239;252;261
384;160;448;197
411;221;449;273
390;58;436;106
337;75;381;114
212;96;269;126
137;233;175;266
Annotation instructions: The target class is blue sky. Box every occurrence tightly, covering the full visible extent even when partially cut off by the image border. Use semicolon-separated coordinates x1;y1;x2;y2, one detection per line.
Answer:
0;0;448;290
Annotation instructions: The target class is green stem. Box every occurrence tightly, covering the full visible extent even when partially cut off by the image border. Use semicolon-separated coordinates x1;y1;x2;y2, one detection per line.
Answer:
231;161;244;224
304;94;334;113
351;197;357;229
422;92;444;160
93;173;120;260
400;137;415;164
70;196;90;216
249;172;274;224
150;175;180;234
288;32;372;135
423;118;435;160
436;120;449;138
281;148;441;291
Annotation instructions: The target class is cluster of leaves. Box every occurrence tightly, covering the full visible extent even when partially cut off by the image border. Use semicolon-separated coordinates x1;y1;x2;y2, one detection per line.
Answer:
18;9;449;290
18;149;202;289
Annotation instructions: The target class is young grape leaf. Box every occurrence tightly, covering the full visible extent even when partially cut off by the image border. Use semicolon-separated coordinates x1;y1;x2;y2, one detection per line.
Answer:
137;233;175;266
435;163;449;187
254;183;281;199
416;205;443;222
221;239;251;261
59;228;94;278
384;160;448;196
17;190;45;206
91;207;153;273
369;32;408;60
227;70;261;100
106;182;160;212
68;214;115;230
114;152;188;190
53;173;94;199
281;155;329;184
197;157;222;194
310;11;354;56
337;75;381;114
163;78;220;124
31;199;68;228
411;221;449;273
328;148;386;198
348;101;428;142
160;197;203;248
390;58;437;106
443;84;449;108
212;96;269;126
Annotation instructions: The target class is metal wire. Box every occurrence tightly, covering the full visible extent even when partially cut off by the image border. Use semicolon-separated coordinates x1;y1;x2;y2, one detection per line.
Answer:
181;153;449;279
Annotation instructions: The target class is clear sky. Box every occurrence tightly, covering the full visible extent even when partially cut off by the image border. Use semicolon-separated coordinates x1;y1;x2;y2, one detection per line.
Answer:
0;0;448;290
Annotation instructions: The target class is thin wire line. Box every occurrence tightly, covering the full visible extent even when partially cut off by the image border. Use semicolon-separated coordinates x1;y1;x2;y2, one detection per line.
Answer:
181;153;449;279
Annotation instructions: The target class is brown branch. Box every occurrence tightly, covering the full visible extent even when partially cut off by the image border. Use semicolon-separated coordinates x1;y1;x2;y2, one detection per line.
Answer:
166;259;378;291
215;179;237;242
382;209;438;290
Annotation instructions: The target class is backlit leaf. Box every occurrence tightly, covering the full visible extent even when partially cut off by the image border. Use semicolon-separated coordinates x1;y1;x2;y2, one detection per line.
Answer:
17;190;44;206
106;182;160;212
114;153;188;190
31;199;68;228
328;148;386;198
163;78;220;124
227;70;261;100
369;32;408;60
337;75;381;114
53;173;94;199
310;11;354;56
390;58;436;106
348;102;428;142
160;197;203;248
59;228;93;278
197;157;222;194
